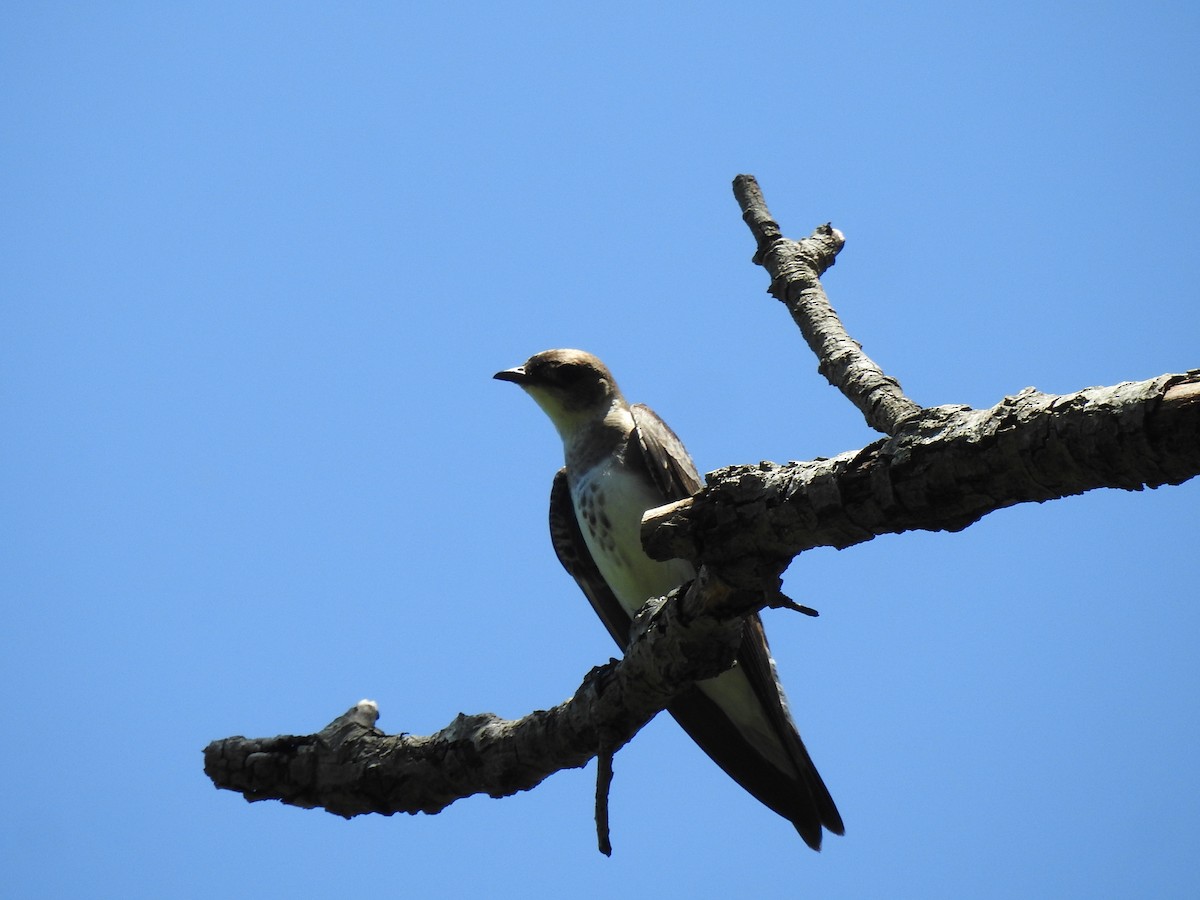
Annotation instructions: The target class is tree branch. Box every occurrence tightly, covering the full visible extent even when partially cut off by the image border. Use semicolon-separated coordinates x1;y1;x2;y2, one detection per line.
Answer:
204;570;758;826
733;174;923;434
638;178;1200;589
643;373;1200;587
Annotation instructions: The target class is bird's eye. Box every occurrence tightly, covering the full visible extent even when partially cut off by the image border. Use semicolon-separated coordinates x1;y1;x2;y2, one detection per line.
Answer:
556;363;586;383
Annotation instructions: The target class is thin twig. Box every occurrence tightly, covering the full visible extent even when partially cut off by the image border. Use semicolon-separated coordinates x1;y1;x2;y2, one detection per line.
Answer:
594;737;615;857
732;174;923;435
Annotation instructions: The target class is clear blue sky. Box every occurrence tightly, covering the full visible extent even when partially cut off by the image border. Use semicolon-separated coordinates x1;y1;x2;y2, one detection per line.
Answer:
4;3;1198;898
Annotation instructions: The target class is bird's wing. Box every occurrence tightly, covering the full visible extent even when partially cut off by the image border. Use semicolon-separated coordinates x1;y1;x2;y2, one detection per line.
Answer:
547;404;698;649
548;404;842;848
549;467;633;648
631;402;845;848
733;614;845;841
630;403;703;498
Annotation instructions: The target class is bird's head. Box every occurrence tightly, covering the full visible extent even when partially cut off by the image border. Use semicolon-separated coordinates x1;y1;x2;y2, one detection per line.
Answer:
494;349;626;440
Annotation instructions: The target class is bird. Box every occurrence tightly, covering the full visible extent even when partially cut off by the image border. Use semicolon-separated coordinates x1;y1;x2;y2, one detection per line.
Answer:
494;348;843;850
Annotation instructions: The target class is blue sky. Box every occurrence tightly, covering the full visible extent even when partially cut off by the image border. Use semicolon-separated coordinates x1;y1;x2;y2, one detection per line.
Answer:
4;3;1198;898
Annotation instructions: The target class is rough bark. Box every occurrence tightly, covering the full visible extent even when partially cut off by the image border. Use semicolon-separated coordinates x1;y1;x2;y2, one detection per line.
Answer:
204;175;1199;840
733;175;922;434
642;375;1200;589
205;572;756;820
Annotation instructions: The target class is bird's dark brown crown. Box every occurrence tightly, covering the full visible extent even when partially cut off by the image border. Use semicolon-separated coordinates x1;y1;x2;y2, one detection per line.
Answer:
517;349;622;411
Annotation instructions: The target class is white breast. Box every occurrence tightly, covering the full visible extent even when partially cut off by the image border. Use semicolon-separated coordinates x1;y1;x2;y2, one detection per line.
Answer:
571;457;694;617
572;455;798;776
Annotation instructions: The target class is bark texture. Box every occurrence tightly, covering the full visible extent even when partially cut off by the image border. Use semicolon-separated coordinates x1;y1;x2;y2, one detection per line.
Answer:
642;375;1200;589
205;573;755;819
733;175;922;434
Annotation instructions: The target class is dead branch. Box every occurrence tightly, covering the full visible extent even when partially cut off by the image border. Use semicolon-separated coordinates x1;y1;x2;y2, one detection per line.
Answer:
640;178;1200;589
643;374;1200;587
204;570;754;835
733;174;923;434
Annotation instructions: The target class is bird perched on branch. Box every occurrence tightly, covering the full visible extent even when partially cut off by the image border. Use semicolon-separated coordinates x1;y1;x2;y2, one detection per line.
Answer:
495;348;842;850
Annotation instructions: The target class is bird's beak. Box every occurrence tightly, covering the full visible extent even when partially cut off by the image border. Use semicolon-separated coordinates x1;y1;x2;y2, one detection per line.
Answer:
493;366;527;384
